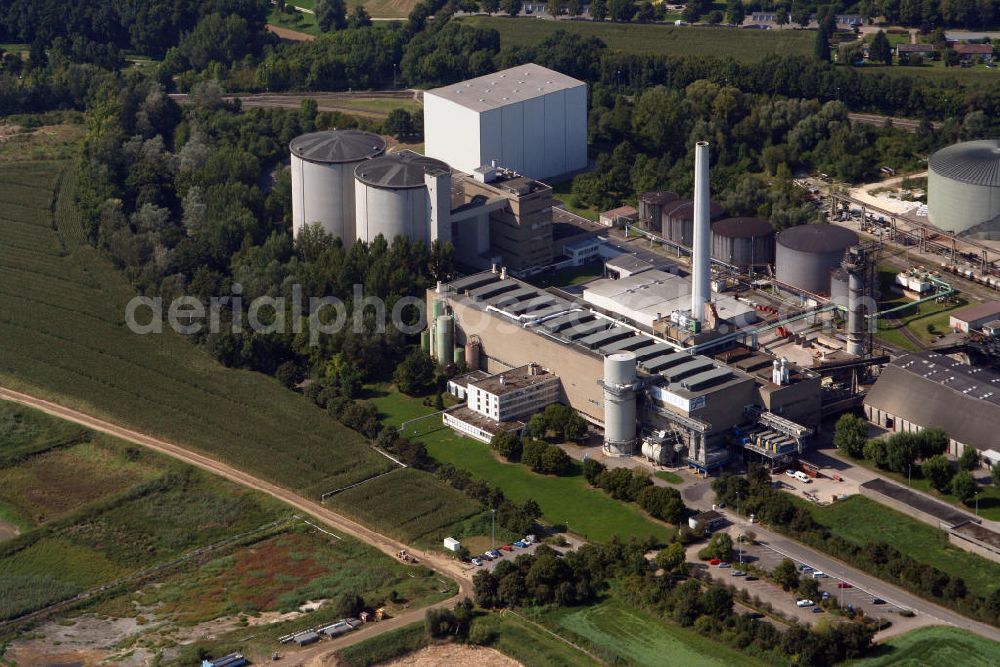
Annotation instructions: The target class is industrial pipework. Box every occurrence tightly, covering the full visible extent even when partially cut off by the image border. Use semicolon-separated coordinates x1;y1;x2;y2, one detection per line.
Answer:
692;141;711;325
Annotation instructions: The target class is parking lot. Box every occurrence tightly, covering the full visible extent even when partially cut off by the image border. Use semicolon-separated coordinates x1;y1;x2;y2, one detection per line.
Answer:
770;470;860;505
461;534;584;573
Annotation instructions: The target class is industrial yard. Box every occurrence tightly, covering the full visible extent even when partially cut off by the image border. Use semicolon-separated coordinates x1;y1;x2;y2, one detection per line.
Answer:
4;16;1000;664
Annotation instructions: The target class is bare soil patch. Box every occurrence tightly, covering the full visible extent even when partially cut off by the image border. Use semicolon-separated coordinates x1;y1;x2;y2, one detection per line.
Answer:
379;644;521;667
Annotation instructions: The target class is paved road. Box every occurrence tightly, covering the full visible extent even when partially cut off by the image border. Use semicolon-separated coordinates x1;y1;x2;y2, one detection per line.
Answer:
0;386;472;661
847;112;940;133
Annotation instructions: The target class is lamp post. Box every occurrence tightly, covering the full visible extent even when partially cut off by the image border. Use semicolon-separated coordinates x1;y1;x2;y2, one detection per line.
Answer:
491;508;496;550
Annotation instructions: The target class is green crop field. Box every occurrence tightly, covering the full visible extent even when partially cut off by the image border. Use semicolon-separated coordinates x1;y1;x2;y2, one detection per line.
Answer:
474;612;602;667
328;467;482;546
372;385;673;542
848;625;1000;666
550;597;763;666
460;17;814;62
0;161;396;498
799;495;1000;598
853;61;1000;88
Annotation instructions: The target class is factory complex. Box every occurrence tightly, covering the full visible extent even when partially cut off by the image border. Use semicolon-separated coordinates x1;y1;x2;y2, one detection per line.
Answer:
287;62;1000;479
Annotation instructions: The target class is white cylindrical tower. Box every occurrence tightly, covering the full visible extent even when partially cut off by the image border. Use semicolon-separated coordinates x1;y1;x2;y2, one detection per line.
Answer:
603;352;637;456
354;151;451;246
290;130;386;242
692;141;711;324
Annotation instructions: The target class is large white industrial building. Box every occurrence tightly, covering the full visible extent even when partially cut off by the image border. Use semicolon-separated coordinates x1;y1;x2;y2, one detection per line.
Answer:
423;63;588;182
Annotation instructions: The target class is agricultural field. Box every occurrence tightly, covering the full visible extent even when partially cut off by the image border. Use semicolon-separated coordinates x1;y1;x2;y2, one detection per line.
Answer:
0;117;84;162
371;385;674;543
799;495;1000;598
847;625;1000;666
473;611;602;667
853;60;1000;88
335;621;429;667
327;467;483;546
0;160;395;499
460;17;814;61
548;597;763;667
0;404;454;664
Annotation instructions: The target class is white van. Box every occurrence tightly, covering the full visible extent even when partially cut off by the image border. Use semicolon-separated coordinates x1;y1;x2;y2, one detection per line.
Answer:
794;471;812;484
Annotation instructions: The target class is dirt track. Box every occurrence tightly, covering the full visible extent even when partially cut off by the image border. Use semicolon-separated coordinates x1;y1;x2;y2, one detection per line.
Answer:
0;385;472;661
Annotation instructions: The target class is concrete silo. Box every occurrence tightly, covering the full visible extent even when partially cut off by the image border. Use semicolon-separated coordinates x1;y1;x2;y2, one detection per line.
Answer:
354;150;452;246
775;224;858;295
602;352;637;456
662;199;725;246
928;140;1000;237
290;130;386;242
710;217;775;268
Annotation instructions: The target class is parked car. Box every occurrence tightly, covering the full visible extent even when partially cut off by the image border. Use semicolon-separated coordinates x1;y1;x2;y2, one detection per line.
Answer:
501;544;513;552
513;540;527;548
718;562;732;568
785;470;798;479
708;558;721;566
489;550;502;559
821;592;830;600
471;558;483;566
812;571;827;578
837;582;852;589
480;553;494;561
796;599;815;608
812;607;824;614
745;576;758;581
873;598;886;605
798;565;813;572
731;570;745;577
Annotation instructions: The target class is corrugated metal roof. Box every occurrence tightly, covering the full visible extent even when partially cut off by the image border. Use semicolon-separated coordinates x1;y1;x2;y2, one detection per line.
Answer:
289;130;385;164
470;280;518;300
711;217;773;239
641;351;693;373
929;140;1000;187
681;367;732;391
542;312;595;332
562;319;608;340
633;342;675;362
949;300;1000;324
776;224;858;252
600;335;651;355
450;274;499;293
355;150;450;188
663;358;714;382
864;353;1000;449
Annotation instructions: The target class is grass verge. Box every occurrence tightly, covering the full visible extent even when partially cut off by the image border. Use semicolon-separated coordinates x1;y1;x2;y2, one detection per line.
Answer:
847;625;1000;666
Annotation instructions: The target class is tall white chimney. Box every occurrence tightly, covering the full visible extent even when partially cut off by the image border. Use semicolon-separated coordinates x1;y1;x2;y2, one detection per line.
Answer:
691;141;711;325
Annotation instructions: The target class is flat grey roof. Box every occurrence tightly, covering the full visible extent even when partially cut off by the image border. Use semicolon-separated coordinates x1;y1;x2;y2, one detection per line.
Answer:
450;273;500;293
289;130;385;164
606;254;654;274
507;296;557;315
487;286;538;305
600;335;652;355
542;312;595;332
663;358;715;383
634;342;675;362
470;280;519;300
563;320;609;340
354;150;450;189
640;351;692;373
578;326;632;349
681;367;733;391
425;63;585;113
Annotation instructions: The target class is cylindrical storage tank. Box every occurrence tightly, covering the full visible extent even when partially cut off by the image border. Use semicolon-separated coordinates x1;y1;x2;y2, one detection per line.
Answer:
710;217;775;267
290;130;386;242
432;298;445;321
639;191;679;230
829;268;849;306
465;335;481;370
420;329;430;354
429;322;437;361
354;152;451;245
775;224;859;295
453;347;464;365
928;140;1000;235
435;315;453;365
663;200;726;246
603;352;637;455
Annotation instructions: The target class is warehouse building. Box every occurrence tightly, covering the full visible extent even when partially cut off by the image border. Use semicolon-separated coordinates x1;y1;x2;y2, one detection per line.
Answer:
429;269;818;469
582;270;758;331
864;352;1000;459
948;300;1000;333
423;64;588;182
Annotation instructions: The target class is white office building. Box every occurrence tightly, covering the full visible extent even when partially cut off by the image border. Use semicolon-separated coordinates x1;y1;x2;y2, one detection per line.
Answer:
423;64;588;182
443;364;561;443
